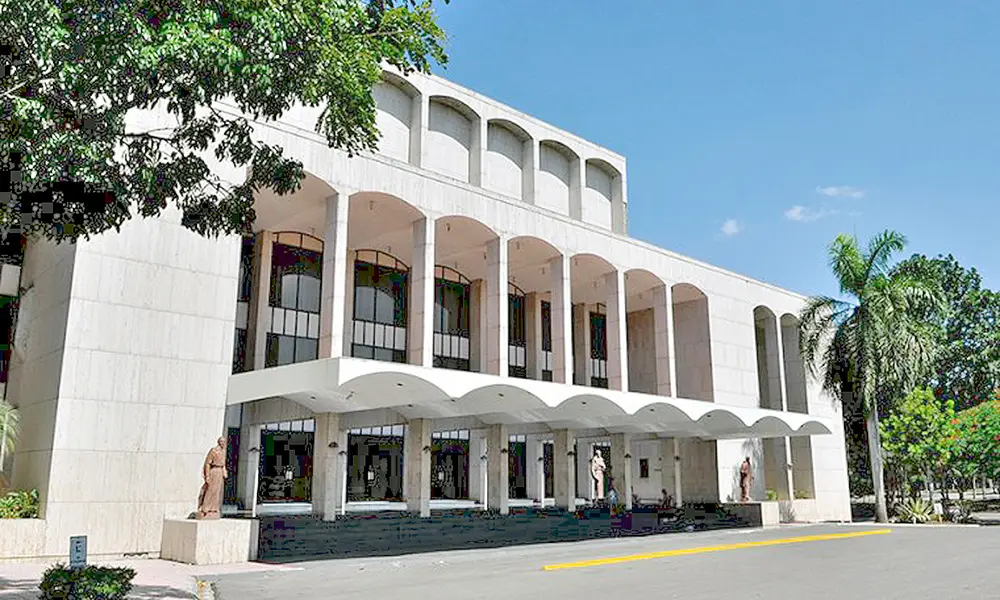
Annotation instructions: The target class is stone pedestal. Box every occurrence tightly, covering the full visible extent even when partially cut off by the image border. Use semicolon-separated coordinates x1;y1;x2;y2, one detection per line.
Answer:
161;518;258;565
722;502;780;528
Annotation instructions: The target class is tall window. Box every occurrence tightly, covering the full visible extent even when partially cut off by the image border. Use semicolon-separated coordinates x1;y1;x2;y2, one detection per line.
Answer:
232;235;254;374
508;283;526;378
352;250;408;363
590;305;608;388
540;300;553;381
434;266;471;371
266;233;322;368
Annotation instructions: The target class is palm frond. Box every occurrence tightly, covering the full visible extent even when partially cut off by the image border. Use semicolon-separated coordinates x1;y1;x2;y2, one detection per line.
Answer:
828;234;867;297
862;229;907;284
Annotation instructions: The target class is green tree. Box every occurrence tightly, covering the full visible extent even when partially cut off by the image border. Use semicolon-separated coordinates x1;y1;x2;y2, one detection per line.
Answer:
799;230;944;523
952;396;1000;489
894;254;1000;410
2;0;449;242
879;387;956;502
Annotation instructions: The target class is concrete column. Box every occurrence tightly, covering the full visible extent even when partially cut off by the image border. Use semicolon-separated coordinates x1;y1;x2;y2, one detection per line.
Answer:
486;237;509;376
580;441;595;500
248;232;273;370
410;92;427;168
319;192;350;359
549;255;573;384
611;171;627;235
572;304;591;386
470;116;487;186
666;285;678;397
770;317;795;499
658;438;675;506
467;430;485;504
552;429;576;511
239;424;263;514
522;138;538;205
342;252;355;356
525;435;545;503
610;433;633;510
525;292;543;380
478;436;489;509
486;424;509;514
312;413;347;520
404;419;431;517
673;438;683;506
569;156;584;221
652;285;673;396
605;270;629;392
470;279;485;372
409;217;435;367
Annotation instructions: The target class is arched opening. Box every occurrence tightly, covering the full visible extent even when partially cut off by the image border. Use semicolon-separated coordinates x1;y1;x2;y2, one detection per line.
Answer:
426;96;478;183
569;254;617;389
507;236;562;381
373;73;419;163
434;216;501;375
781;313;816;500
264;232;324;368
754;305;789;501
485;119;531;201
538;140;577;216
624;269;670;396
671;283;714;402
347;192;425;365
508;281;527;379
583;159;616;230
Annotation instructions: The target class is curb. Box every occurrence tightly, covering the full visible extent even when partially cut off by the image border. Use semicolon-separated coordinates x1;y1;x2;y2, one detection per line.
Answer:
834;521;981;529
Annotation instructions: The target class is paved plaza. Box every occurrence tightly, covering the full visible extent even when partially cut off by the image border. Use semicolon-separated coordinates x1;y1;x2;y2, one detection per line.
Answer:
1;523;996;599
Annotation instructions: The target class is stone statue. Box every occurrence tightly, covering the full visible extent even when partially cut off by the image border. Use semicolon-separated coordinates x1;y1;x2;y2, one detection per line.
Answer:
739;456;753;502
590;449;606;500
197;437;228;520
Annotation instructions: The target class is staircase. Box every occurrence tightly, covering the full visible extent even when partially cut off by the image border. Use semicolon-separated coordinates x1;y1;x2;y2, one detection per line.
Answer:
256;505;750;562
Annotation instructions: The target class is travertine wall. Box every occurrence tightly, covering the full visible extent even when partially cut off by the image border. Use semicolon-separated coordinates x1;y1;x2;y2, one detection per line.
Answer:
625;309;657;394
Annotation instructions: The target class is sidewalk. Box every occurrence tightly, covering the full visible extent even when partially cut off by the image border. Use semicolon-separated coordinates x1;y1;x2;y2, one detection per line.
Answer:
0;559;291;600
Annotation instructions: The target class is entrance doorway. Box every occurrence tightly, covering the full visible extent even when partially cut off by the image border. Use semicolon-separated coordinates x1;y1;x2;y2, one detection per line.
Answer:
543;442;554;498
432;433;469;499
259;422;314;503
508;435;527;499
348;425;405;501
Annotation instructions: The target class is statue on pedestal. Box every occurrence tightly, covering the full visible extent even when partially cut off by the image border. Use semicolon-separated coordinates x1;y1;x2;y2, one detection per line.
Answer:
590;449;606;500
739;456;753;502
197;437;228;520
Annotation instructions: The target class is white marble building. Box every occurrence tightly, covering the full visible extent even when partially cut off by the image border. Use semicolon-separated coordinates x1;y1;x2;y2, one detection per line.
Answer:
1;69;851;561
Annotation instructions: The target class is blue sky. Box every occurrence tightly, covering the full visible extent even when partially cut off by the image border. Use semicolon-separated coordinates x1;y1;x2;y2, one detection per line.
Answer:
434;1;1000;298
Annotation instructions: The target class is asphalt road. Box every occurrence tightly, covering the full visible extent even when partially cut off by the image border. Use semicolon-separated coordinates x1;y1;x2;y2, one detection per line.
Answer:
208;524;1000;600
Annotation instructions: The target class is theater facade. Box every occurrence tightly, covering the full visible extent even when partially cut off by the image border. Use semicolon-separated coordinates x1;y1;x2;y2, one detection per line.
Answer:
1;69;851;561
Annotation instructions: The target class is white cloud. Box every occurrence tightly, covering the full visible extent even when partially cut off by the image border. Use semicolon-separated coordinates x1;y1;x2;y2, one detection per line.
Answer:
816;185;866;199
785;205;837;222
720;218;742;236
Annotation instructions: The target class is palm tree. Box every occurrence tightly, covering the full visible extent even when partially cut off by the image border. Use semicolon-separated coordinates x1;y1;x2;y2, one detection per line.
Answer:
799;230;943;523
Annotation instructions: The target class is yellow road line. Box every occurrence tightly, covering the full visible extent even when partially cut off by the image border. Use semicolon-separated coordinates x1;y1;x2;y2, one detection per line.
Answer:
542;529;892;571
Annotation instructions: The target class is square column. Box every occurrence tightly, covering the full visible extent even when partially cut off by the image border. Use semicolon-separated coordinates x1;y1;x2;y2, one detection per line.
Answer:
248;232;274;370
486;424;509;514
238;424;263;515
673;438;683;506
525;435;545;503
549;255;573;384
568;156;584;221
652;285;673;396
470;279;485;371
467;431;487;504
409;92;427;168
319;192;350;359
666;285;678;396
522;138;539;205
312;413;347;520
409;218;435;367
610;433;633;510
486;237;509;376
572;304;592;386
404;419;431;517
605;270;629;392
552;429;576;511
525;292;543;380
769;317;795;499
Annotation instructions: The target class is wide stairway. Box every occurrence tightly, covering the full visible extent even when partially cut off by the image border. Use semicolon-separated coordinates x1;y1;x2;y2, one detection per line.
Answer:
256;504;751;563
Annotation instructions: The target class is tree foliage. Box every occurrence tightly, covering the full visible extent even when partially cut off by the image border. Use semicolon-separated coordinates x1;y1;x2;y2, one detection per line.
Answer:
798;230;945;522
2;0;449;242
894;253;1000;410
880;387;956;492
951;395;1000;485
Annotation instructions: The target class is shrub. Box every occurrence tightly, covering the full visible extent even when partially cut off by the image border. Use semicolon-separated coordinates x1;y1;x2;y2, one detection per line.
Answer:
794;489;812;500
895;498;934;524
765;489;778;501
0;488;38;518
38;564;136;600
